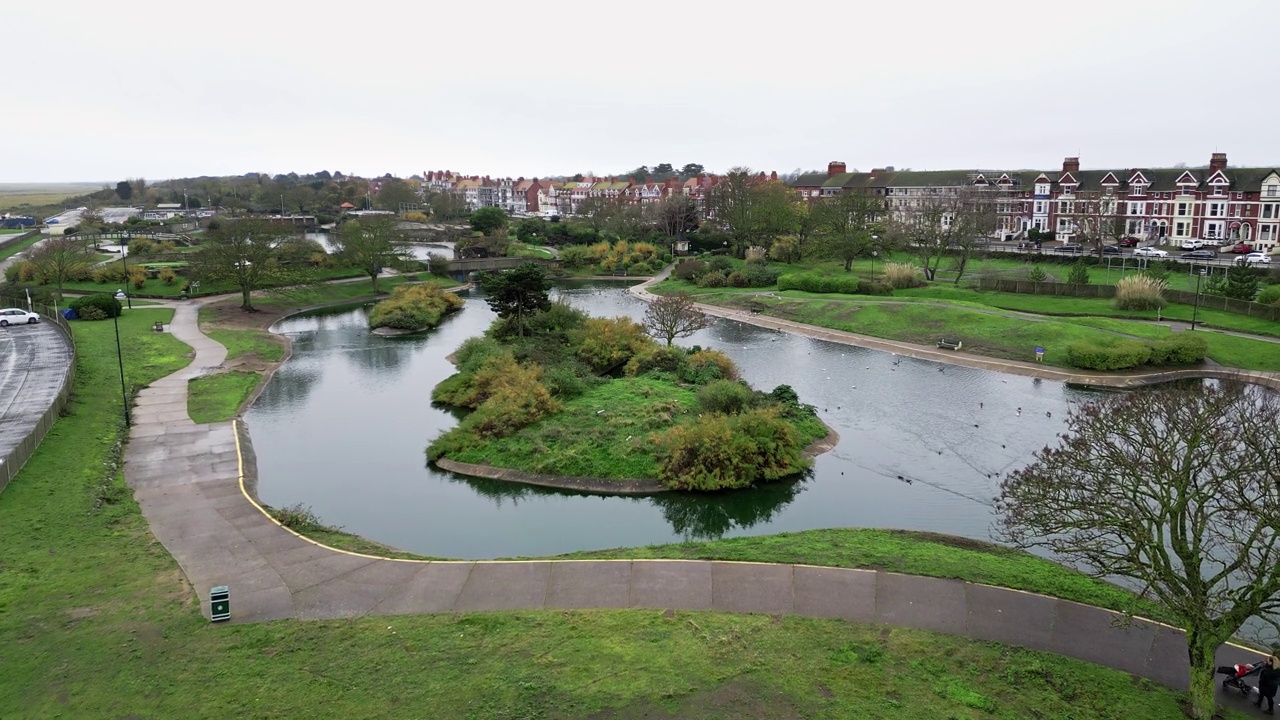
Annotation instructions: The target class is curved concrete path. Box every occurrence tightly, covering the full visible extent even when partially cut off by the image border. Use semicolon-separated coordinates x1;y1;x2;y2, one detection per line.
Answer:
121;287;1272;715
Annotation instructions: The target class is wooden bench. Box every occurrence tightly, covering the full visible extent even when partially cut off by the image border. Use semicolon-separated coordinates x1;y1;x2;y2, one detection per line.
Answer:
153;321;165;332
936;338;962;350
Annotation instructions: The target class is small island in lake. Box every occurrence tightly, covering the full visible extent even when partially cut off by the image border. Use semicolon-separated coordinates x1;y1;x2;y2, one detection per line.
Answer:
426;264;830;492
368;282;463;334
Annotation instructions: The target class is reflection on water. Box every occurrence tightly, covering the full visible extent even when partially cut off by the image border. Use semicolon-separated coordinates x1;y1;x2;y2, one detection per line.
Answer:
247;281;1092;558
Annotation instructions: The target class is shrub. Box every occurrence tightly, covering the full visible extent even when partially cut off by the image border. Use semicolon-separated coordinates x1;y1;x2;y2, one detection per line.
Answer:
158;268;178;285
742;263;782;287
3;262;26;283
368;282;464;330
453;336;506;373
707;256;735;274
697;379;753;414
92;263;128;284
573;316;653;372
744;247;766;262
540;364;595;399
1139;263;1171;283
624;345;689;377
697;270;726;288
654;407;808;490
76;306;107;321
673;259;707;281
128;267;147;290
69;293;122;319
464;371;560;438
524;301;587;341
776;273;890;295
1067;262;1090;285
1149;333;1207;366
882;262;922;289
1027;266;1048;282
768;236;801;263
1257;284;1280;306
726;270;749;288
628;262;651;276
1064;340;1152;371
687;349;739;382
1114;274;1166;311
128;237;156;255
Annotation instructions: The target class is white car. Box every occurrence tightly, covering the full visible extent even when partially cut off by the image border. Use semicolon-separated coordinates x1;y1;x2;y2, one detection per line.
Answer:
1180;239;1204;250
1134;247;1169;257
1239;252;1271;265
0;308;40;326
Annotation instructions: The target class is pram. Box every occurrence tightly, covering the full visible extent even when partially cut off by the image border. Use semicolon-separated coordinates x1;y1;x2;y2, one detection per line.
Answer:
1218;659;1267;696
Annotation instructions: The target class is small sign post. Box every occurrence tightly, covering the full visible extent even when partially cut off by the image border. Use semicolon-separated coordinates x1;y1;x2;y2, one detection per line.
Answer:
1034;347;1045;363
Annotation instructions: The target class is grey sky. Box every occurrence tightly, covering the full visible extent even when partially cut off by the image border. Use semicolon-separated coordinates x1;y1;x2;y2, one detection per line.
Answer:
6;0;1278;182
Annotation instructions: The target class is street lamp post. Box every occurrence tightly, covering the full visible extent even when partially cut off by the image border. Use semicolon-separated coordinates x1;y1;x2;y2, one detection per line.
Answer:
870;234;880;276
1191;268;1207;330
120;231;132;309
113;291;130;427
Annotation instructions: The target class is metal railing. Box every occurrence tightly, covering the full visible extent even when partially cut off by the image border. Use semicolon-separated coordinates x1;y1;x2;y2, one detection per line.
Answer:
0;304;76;493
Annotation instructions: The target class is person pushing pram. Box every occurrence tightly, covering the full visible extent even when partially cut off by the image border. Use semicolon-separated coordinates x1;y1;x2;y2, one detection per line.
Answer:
1218;653;1280;713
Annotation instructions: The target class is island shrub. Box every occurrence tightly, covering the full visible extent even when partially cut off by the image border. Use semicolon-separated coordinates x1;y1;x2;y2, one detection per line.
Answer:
69;293;123;319
540;364;597;400
624;345;689;378
697;379;753;415
1149;333;1207;365
464;364;560;438
685;349;739;382
432;351;519;407
1114;274;1166;311
655;407;808;491
453;336;506;373
1064;340;1153;371
573;316;652;373
368;282;463;331
522;301;588;343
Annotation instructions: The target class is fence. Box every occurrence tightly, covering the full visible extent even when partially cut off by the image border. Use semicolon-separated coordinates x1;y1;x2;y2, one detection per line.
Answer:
0;303;76;494
976;277;1280;322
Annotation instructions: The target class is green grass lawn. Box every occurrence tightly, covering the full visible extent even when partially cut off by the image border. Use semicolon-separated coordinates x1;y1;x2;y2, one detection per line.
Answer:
197;312;286;363
0;232;41;261
187;371;261;423
0;304;1248;718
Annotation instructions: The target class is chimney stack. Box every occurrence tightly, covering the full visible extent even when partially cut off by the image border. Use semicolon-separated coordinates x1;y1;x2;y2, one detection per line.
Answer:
1062;157;1080;174
1210;152;1228;172
770;170;778;181
828;161;847;178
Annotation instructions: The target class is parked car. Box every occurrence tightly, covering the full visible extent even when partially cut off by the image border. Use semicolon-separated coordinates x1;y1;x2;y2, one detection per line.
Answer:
0;308;40;326
1118;237;1141;247
1180;249;1218;260
1180;239;1205;250
1134;246;1169;257
1055;244;1084;253
1101;245;1123;255
1238;252;1272;265
1227;242;1254;254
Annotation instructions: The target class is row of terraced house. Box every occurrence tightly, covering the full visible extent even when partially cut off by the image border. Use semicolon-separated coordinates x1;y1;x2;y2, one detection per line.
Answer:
421;170;779;218
791;153;1280;252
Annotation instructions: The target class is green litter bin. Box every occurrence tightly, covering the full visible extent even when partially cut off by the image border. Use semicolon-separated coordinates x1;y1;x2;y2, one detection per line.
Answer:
210;586;230;622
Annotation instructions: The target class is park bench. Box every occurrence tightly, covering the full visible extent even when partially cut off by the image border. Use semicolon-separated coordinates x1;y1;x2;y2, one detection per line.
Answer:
153;321;165;332
936;338;962;350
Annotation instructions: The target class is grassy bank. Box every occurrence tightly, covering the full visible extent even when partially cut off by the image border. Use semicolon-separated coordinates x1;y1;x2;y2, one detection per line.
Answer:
188;371;261;423
0;232;42;261
561;528;1168;623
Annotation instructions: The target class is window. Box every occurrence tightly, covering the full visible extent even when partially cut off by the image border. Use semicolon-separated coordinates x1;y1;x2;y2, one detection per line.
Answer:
1175;221;1189;236
1058;218;1073;232
1267;185;1279;197
1204;223;1221;239
1177;203;1190;216
1211;185;1226;196
1034;201;1047;214
1035;183;1050;195
1058;200;1073;214
1128;202;1146;215
1261;225;1277;242
1130;184;1146;196
1208;203;1224;217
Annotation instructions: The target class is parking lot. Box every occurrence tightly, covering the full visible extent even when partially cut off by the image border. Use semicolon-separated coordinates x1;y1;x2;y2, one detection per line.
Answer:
980;240;1274;268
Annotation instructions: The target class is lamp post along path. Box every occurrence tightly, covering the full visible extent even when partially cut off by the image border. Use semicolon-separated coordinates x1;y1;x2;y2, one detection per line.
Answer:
1191;268;1207;331
120;231;132;309
113;290;130;427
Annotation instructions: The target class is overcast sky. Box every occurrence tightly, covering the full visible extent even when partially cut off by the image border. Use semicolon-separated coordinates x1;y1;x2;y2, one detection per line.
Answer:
6;0;1278;183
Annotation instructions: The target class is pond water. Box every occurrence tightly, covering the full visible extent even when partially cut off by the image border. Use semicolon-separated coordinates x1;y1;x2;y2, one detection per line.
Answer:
245;282;1098;559
305;232;451;263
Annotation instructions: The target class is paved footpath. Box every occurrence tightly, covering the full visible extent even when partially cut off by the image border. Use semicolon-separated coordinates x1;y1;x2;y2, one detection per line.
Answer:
123;291;1272;716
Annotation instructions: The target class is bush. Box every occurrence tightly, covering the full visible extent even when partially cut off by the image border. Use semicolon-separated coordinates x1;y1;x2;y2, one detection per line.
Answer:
158;268;178;285
1027;266;1048;282
742;263;782;287
697;270;726;288
697;379;753;414
1257;284;1280;306
540;364;595;399
654;407;808;491
776;273;891;295
1067;262;1090;285
573;316;653;372
453;336;506;373
69;293;122;319
726;271;749;288
1114;274;1166;311
707;256;735;274
367;282;464;330
3;262;26;283
686;349;739;382
128;237;156;255
128;267;147;290
463;365;560;438
624;345;689;377
882;262;922;289
92;263;128;284
1149;333;1207;366
77;306;107;321
1064;340;1153;371
674;259;707;281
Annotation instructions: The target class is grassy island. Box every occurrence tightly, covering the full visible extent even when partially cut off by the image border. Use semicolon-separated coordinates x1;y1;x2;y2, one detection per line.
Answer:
427;269;827;491
367;281;462;332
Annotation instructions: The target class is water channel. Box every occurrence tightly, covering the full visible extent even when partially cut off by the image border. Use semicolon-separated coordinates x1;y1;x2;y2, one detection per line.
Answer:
245;281;1099;559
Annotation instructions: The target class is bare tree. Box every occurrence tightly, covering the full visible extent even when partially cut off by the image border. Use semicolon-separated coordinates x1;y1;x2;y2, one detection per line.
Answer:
643;292;709;346
650;195;699;238
889;188;996;283
26;237;93;299
814;190;882;271
1071;191;1126;259
707;170;796;258
948;187;999;285
996;383;1280;720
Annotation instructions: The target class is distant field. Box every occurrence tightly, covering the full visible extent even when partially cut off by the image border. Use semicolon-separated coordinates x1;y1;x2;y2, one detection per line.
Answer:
0;182;104;212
